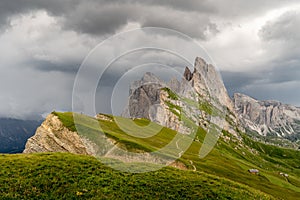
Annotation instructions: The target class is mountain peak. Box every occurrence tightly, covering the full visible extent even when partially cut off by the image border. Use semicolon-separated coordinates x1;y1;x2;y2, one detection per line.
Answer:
123;56;239;135
141;72;162;83
191;57;234;112
194;57;208;71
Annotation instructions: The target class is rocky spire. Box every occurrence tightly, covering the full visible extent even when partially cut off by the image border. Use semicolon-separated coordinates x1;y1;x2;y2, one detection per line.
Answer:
183;67;193;81
122;57;239;135
191;57;234;112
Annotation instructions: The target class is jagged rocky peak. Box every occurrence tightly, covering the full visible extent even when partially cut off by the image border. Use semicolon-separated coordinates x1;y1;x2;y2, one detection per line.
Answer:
123;57;240;136
194;57;218;76
194;57;207;71
141;72;162;83
129;72;164;95
233;93;300;140
191;57;234;112
124;72;165;119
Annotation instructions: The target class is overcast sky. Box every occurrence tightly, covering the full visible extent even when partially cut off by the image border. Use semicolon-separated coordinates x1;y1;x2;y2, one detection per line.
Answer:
1;0;300;119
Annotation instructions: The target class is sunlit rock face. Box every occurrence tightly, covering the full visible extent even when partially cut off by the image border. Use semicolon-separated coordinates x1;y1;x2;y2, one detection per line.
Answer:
234;93;300;140
23;114;90;154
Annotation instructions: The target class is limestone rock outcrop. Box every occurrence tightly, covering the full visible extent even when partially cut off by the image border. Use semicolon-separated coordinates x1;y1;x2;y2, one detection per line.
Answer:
23;113;181;166
23;114;90;154
123;57;240;136
233;93;300;140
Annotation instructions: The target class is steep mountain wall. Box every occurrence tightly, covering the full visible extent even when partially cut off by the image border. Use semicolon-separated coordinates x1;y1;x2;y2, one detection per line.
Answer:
234;93;300;140
23;114;91;154
123;57;240;136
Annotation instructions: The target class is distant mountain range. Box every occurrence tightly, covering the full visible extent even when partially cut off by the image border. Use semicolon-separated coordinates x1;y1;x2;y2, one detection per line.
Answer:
234;93;300;148
0;118;41;153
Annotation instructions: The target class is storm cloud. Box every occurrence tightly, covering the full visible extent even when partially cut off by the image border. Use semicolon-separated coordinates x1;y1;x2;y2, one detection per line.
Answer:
0;0;300;119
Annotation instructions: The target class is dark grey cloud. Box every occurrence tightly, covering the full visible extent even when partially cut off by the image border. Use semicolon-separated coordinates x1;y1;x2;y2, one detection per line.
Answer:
102;0;298;19
222;63;300;106
1;0;300;119
267;64;300;83
5;0;293;39
0;0;76;27
0;0;217;39
256;10;300;86
1;0;298;36
62;2;134;36
0;67;76;119
221;71;261;96
114;0;216;13
29;60;81;74
61;2;219;39
139;10;219;39
1;0;296;42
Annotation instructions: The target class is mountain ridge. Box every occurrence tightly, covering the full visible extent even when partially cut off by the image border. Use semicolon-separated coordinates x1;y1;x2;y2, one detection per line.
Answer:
233;92;300;148
0;118;41;153
124;57;300;147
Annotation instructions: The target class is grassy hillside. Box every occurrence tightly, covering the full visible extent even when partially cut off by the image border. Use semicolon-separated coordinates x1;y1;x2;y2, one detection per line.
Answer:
51;112;300;199
0;153;274;199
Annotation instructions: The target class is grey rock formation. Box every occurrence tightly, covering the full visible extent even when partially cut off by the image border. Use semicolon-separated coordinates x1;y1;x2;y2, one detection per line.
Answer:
168;77;181;94
125;72;166;119
233;93;300;140
183;66;193;81
23;114;91;154
192;57;234;112
123;57;239;136
23;113;181;166
123;56;300;146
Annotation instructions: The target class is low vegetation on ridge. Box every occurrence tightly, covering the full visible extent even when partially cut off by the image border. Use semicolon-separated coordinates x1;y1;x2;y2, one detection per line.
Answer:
24;111;300;199
2;107;299;199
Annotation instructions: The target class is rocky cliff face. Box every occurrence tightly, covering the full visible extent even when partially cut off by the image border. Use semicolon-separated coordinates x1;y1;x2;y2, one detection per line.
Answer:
23;113;182;167
233;93;300;141
123;57;239;136
23;114;90;154
192;57;234;112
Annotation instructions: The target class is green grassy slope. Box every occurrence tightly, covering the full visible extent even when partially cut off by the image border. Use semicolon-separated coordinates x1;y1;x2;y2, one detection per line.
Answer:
52;112;300;199
0;153;274;199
